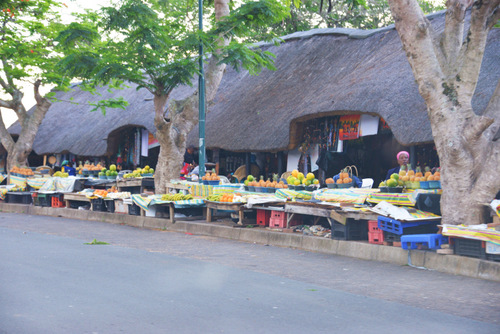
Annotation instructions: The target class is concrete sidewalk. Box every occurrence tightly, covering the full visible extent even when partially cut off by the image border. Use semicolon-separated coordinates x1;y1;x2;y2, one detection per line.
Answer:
1;202;499;282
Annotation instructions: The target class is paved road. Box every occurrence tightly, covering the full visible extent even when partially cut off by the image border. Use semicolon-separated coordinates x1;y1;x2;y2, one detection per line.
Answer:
1;212;499;333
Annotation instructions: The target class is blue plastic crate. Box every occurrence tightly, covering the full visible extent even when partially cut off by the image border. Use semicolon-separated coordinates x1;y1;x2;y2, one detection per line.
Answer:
377;216;439;235
401;233;449;250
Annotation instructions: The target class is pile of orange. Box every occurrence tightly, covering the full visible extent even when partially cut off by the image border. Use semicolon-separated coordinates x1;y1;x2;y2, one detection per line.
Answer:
220;193;234;202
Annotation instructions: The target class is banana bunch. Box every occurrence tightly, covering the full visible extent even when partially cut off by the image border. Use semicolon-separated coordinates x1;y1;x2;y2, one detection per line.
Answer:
295;191;312;200
207;194;222;202
161;193;194;201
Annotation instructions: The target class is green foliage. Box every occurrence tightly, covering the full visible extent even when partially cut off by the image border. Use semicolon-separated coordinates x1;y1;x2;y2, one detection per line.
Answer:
0;0;67;97
56;0;291;102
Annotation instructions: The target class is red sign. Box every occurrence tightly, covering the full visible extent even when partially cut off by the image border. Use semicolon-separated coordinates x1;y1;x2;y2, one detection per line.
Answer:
339;115;360;140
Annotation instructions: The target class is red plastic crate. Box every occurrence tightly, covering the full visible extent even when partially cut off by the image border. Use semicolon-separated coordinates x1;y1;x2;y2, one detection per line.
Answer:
256;209;271;226
269;214;302;228
271;210;285;219
368;220;380;232
368;231;384;245
51;196;65;208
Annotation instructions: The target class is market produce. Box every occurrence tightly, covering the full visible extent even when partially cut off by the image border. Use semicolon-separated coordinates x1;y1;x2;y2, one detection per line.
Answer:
202;171;220;181
53;171;69;178
207;194;223;201
93;189;108;198
161;193;194;201
325;178;334;184
336;169;352;184
10;166;34;176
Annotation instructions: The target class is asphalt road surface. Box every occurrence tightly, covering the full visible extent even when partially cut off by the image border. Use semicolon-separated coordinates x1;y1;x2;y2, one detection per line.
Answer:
1;212;499;334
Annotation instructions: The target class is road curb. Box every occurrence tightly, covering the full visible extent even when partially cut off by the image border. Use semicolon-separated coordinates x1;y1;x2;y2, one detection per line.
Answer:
1;202;499;282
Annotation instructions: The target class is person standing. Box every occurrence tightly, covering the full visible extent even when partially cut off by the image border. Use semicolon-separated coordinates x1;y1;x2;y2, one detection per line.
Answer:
385;151;409;180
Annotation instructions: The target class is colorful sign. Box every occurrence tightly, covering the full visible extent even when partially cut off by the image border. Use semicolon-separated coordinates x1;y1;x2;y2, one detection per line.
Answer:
339;115;360;140
148;132;159;149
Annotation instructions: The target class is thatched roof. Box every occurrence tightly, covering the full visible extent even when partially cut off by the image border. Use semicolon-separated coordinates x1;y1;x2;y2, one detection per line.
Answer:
187;11;500;151
9;11;500;156
8;81;194;156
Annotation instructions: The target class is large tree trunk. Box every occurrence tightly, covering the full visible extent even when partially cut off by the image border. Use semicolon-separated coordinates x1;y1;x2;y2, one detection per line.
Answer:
153;0;231;194
388;0;500;225
0;80;51;176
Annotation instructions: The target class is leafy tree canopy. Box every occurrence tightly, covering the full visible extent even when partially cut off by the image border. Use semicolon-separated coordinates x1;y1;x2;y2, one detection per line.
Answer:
56;0;290;104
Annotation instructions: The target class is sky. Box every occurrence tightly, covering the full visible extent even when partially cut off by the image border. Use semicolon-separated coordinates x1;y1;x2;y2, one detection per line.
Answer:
0;0;110;128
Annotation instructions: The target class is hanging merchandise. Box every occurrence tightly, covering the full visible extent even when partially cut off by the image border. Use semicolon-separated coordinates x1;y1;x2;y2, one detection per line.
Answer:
379;117;392;134
339;115;360;140
360;115;379;137
141;129;149;157
134;129;141;166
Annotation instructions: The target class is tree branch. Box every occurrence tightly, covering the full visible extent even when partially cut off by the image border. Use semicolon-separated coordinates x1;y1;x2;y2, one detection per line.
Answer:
457;0;500;100
441;0;471;74
487;5;500;28
387;0;445;106
483;78;500;140
0;108;15;152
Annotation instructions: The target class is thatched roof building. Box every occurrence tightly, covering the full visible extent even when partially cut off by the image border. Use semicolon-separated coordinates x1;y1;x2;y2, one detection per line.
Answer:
9;11;500;156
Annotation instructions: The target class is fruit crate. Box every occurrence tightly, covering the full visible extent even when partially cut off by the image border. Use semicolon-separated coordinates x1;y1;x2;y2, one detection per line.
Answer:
450;237;487;259
51;194;65;208
377;216;439;235
401;233;448;250
105;199;115;213
256;209;272;227
269;213;302;228
128;203;141;216
383;231;401;242
36;193;52;207
5;192;33;204
91;198;107;212
368;220;380;232
331;219;368;241
368;231;384;245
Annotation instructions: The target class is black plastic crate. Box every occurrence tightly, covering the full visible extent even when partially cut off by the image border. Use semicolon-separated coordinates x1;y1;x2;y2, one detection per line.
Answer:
383;231;401;242
128;203;141;216
37;193;52;207
105;199;115;213
487;253;500;262
452;237;487;259
415;193;441;215
91;198;107;212
69;200;90;210
6;192;32;204
331;219;368;241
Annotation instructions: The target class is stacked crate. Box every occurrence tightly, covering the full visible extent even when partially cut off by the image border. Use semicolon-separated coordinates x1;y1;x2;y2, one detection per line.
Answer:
268;211;302;228
368;220;384;245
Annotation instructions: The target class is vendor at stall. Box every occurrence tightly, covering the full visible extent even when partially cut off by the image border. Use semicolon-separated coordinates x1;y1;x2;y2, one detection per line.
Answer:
184;145;198;165
385;151;409;180
61;160;76;176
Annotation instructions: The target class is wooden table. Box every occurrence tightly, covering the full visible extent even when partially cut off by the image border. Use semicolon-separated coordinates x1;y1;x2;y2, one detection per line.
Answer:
116;179;142;194
152;202;206;224
165;182;190;193
283;201;379;228
205;200;245;224
63;193;92;209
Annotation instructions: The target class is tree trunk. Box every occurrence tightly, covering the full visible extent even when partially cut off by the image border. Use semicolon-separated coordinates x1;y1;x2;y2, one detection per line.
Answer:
388;0;500;225
153;0;231;194
0;87;51;176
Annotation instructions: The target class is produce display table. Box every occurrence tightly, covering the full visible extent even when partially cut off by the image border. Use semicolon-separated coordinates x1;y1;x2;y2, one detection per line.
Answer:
285;202;334;228
205;200;245;224
151;202;206;224
116;178;153;194
165;182;190;194
63;193;92;209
